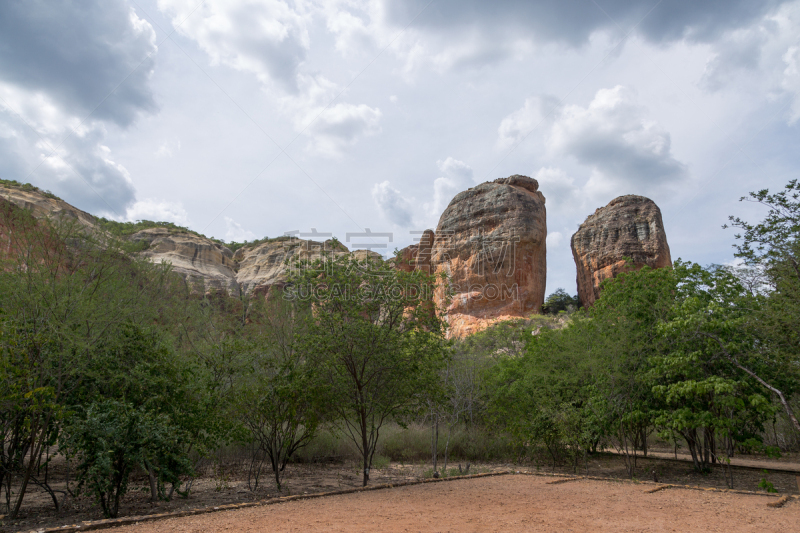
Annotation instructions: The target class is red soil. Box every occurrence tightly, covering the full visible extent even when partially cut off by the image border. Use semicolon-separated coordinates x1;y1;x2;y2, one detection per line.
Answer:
113;474;798;533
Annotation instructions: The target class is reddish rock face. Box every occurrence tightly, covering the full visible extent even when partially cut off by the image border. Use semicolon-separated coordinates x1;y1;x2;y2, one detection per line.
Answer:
571;195;672;307
431;175;547;338
396;229;435;273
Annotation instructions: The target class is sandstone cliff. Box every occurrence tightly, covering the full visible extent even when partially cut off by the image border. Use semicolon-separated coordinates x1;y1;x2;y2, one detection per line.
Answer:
129;227;240;293
0;185;97;230
395;229;434;273
1;184;387;297
234;237;367;296
571;195;671;307
431;175;547;338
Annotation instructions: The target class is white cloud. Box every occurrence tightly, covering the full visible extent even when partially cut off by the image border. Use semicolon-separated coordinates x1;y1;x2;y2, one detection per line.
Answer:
224;216;257;242
125;199;190;225
155;139;181;158
427;157;475;218
158;0;310;92
533;167;580;211
546;231;563;248
372;180;413;227
783;46;800;122
281;74;382;156
160;0;381;157
698;1;800;123
548;86;687;187
497;95;562;150
0;2;161;216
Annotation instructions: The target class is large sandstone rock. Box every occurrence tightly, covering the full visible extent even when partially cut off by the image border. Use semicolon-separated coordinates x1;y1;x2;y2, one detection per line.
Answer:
0;185;97;230
235;237;356;296
0;185;386;296
129;227;240;294
571;195;672;307
431;175;547;338
395;229;434;273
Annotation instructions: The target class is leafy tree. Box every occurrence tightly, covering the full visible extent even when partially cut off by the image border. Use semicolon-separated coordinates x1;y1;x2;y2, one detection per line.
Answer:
289;254;446;486
62;400;189;518
236;297;323;491
541;288;580;314
725;180;800;433
0;203;185;516
484;314;603;472
652;262;776;472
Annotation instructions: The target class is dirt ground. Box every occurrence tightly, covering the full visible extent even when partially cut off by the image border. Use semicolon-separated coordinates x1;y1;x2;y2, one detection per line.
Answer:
112;475;799;533
4;452;799;532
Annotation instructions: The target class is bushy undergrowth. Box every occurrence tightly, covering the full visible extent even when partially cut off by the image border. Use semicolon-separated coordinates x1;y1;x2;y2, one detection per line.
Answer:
290;423;516;465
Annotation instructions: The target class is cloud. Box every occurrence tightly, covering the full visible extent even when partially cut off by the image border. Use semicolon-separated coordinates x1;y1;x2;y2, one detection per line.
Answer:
546;231;563;248
534;167;580;211
696;1;800;123
282;75;382;157
125;199;190;225
429;157;475;217
783;46;800;123
371;157;476;230
155;139;181;158
327;0;787;73
381;0;786;45
224;216;257;242
0;0;157;127
0;98;137;216
497;95;561;150
548;86;686;186
158;0;310;92
0;1;161;217
160;0;381;156
372;180;413;227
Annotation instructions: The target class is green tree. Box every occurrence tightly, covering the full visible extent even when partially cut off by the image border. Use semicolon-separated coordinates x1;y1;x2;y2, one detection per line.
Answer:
62;400;189;518
725;180;800;433
652;262;776;471
541;288;580;314
236;297;322;491
0;203;185;516
289;254;446;486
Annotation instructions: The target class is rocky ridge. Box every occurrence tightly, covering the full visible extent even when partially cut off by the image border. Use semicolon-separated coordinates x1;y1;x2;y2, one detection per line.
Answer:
0;184;374;297
570;195;672;307
3;181;673;338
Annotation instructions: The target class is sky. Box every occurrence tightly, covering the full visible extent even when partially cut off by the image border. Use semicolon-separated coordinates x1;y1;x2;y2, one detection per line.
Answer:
1;0;799;295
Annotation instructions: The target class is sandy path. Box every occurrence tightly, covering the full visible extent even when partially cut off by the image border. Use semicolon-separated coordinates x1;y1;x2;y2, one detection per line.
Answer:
113;475;797;533
628;450;800;474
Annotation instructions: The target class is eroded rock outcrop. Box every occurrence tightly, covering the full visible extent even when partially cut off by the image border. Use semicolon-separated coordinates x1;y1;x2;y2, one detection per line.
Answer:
235;237;359;296
395;229;434;273
571;195;671;307
431;175;547;338
130;228;240;293
0;186;97;230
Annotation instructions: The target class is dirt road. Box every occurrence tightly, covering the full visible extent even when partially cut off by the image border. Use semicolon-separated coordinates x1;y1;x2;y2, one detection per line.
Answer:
113;475;797;533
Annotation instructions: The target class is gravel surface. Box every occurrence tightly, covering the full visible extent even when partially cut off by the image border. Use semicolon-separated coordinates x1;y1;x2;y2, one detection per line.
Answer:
112;475;798;533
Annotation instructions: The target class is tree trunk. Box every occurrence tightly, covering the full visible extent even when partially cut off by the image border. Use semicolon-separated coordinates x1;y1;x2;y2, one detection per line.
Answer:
361;410;370;487
146;461;159;502
431;415;439;474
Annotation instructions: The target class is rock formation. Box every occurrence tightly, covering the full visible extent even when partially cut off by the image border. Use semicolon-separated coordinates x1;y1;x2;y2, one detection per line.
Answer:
130;227;240;294
234;237;363;296
395;229;434;273
571;195;671;307
431;175;547;338
0;186;97;230
1;183;383;297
